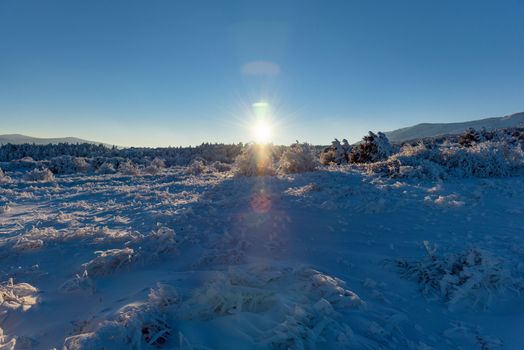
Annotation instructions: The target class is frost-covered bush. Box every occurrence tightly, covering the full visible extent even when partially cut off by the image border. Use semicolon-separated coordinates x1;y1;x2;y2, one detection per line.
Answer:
234;144;275;176
319;146;337;165
49;156;90;174
117;160;139;175
459;128;482;147
349;131;393;163
63;283;179;350
278;142;317;174
368;140;524;179
185;159;206;175
0;168;11;183
132;227;177;259
396;245;522;309
82;248;135;277
441;142;522;177
97;161;116;174
24;168;55;182
143;157;166;175
210;161;232;172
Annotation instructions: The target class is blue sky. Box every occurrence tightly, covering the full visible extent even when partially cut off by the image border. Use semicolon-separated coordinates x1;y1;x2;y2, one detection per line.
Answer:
1;0;524;147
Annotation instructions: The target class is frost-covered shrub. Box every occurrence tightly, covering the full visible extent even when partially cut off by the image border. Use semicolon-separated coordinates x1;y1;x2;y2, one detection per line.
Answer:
24;168;55;182
210;161;232;172
368;143;447;180
49;156;90;174
0;168;11;183
64;284;179;350
132;227;177;259
97;161;116;174
441;142;522;177
350;131;393;163
459;128;481;147
234;144;275;176
185;159;206;175
278;142;317;174
319;146;337;165
368;140;524;179
396;245;522;309
82;248;135;277
117;160;139;175
143;157;166;175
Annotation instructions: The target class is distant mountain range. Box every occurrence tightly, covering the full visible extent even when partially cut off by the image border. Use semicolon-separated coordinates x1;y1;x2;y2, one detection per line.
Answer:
0;134;113;147
3;112;524;148
385;112;524;143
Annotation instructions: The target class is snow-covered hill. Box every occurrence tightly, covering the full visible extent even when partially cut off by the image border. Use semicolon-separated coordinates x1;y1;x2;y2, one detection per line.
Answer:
0;134;110;147
385;111;524;143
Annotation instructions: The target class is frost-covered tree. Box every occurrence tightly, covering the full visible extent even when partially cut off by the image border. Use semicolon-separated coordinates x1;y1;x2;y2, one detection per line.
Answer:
320;138;351;165
349;132;393;163
459;128;481;147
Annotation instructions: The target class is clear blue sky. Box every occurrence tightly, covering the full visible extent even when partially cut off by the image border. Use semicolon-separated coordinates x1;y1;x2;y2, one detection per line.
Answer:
1;0;524;147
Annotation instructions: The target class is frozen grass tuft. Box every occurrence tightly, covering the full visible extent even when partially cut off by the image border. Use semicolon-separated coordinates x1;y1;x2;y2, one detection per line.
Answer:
396;245;523;309
0;278;38;312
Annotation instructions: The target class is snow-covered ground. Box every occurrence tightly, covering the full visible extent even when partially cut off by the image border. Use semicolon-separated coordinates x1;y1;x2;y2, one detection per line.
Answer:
1;167;523;349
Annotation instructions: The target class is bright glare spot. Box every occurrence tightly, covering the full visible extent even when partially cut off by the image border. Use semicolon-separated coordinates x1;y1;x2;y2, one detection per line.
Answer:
253;120;272;143
251;101;273;143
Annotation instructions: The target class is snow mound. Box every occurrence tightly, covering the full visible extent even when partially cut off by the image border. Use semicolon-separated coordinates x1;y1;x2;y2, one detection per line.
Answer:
63;283;180;350
396;245;523;309
180;265;366;348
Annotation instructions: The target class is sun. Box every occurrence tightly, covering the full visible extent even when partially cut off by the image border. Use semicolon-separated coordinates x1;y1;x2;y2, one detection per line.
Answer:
251;101;273;143
252;119;272;143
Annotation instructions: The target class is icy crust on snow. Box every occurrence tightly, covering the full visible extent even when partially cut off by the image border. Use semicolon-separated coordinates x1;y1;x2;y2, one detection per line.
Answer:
0;162;523;348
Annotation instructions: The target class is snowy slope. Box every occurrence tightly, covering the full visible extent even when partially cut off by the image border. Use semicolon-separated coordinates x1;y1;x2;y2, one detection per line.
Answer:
385;112;524;143
0;134;110;147
1;166;523;349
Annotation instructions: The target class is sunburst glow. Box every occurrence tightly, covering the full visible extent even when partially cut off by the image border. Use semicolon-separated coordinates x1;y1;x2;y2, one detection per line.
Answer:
251;101;273;143
252;120;272;143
